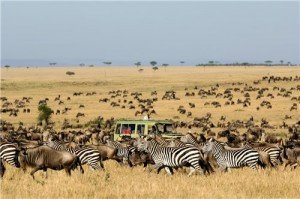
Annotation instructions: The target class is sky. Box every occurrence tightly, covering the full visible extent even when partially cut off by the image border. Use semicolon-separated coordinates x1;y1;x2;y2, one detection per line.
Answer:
1;1;299;66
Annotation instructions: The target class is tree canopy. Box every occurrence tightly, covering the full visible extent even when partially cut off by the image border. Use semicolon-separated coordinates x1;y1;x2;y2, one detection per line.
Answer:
38;104;53;125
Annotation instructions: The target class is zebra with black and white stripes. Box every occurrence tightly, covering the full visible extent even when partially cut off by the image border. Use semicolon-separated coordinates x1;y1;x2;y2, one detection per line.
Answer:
136;138;205;176
106;140;136;165
244;143;282;166
0;142;20;177
202;138;260;171
46;139;104;170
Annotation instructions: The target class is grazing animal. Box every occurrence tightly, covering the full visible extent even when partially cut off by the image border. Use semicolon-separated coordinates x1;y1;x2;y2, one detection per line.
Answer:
136;138;205;176
46;139;104;170
244;143;282;166
18;146;83;179
282;145;300;170
0;142;21;177
106;140;136;166
202;138;260;171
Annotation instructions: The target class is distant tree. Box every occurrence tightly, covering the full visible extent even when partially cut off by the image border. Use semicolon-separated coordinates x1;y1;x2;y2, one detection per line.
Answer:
150;61;157;67
287;61;291;66
279;60;284;65
134;62;141;67
103;62;112;66
180;61;185;66
4;65;10;69
264;60;272;66
162;64;169;72
38;104;53;126
89;64;94;67
242;62;249;69
49;62;57;66
152;66;159;71
208;61;214;65
79;63;85;67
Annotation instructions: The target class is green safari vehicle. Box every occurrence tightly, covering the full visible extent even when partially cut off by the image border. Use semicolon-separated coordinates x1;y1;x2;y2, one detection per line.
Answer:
113;119;182;141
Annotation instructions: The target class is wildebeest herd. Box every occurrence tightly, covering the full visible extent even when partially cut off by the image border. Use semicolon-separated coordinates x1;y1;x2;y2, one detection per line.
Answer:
1;75;300;179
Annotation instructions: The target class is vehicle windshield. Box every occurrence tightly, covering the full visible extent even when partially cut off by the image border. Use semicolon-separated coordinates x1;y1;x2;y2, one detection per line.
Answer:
156;123;174;134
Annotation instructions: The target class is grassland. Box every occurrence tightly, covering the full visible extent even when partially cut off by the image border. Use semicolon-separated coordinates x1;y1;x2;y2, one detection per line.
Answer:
1;66;300;198
1;66;300;129
1;162;300;199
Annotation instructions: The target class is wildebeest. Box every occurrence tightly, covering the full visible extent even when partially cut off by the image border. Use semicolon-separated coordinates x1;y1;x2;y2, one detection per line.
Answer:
18;146;83;179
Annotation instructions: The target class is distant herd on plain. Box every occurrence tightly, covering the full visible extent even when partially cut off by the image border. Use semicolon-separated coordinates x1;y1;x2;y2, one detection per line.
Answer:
1;75;300;179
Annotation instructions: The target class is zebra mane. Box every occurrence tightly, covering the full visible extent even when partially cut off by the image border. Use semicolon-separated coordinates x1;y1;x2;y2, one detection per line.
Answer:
186;133;198;142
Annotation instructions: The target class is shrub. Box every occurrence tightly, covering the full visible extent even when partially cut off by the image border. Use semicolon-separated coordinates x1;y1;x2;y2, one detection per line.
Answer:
38;104;53;125
66;71;75;75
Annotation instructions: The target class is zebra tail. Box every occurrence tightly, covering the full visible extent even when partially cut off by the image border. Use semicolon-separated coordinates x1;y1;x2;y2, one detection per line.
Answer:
257;158;267;169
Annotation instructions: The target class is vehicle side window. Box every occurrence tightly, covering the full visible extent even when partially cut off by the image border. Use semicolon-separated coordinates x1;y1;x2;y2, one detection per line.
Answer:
121;124;135;135
116;124;121;134
148;125;157;134
129;124;136;134
137;124;145;136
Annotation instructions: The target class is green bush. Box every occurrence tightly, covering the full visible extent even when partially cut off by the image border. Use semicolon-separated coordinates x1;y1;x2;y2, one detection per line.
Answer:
38;104;53;125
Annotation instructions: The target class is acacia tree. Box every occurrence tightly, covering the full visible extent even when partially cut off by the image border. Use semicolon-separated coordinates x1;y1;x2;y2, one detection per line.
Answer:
4;65;10;69
208;61;214;65
49;62;57;66
103;61;112;66
162;63;169;72
180;61;185;66
134;62;141;68
38;104;53;126
150;61;157;67
264;60;272;66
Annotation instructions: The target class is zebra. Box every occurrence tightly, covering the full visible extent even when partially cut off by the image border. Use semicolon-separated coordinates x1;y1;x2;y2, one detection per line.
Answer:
180;133;199;146
244;143;282;166
106;140;136;166
0;142;21;177
136;138;205;176
202;138;260;171
46;139;104;170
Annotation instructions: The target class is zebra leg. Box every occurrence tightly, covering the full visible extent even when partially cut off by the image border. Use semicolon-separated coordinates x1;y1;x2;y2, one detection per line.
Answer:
0;160;5;178
188;167;196;176
154;163;164;174
157;165;165;174
190;161;204;175
164;167;174;175
219;165;227;172
248;162;258;170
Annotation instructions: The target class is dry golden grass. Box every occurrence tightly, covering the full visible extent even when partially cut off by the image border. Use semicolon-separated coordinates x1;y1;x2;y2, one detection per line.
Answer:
1;162;300;199
1;66;300;198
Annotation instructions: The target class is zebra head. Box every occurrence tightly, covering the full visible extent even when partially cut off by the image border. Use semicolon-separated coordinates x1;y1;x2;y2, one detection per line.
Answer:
180;134;188;143
202;138;215;153
135;138;150;152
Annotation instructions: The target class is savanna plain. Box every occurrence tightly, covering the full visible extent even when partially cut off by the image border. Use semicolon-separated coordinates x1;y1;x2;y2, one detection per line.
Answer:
1;66;300;198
